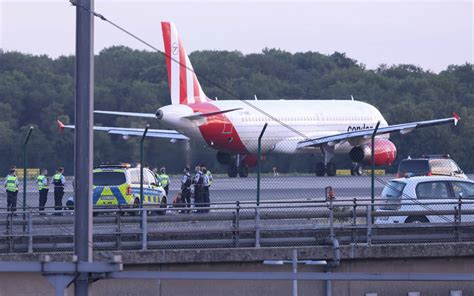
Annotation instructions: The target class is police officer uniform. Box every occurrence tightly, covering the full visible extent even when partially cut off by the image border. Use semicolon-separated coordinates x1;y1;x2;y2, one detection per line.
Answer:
51;169;65;214
159;168;170;196
202;169;210;213
37;171;49;213
4;169;19;213
193;167;203;210
180;168;192;212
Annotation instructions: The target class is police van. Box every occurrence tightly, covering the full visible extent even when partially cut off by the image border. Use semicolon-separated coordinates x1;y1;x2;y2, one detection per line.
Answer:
93;164;167;214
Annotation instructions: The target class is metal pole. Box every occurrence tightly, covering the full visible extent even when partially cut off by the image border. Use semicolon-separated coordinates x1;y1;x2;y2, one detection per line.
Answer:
74;0;94;294
256;123;268;206
370;121;380;220
292;249;298;296
23;126;33;232
140;125;150;208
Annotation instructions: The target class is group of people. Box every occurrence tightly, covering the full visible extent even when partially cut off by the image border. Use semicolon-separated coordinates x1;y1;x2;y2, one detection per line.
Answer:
4;164;213;215
4;166;66;215
180;164;213;213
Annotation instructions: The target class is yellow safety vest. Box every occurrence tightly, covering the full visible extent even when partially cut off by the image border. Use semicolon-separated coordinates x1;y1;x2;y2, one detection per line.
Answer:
159;174;170;187
37;175;47;190
6;175;18;192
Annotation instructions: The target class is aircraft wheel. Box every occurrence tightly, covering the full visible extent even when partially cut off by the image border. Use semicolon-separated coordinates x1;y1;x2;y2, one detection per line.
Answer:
315;162;326;177
326;162;337;177
228;164;238;178
238;165;249;177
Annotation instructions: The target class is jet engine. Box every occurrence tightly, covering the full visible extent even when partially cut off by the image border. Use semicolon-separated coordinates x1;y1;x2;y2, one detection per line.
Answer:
349;139;397;166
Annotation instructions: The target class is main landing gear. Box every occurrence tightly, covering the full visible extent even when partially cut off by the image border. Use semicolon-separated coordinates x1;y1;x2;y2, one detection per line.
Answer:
315;161;336;177
314;145;337;177
217;152;249;178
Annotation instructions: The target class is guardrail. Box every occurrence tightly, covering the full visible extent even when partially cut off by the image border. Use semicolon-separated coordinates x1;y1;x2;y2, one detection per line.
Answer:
1;199;474;254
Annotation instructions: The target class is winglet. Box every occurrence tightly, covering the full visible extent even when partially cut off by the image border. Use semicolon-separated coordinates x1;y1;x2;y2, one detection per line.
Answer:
57;120;65;132
453;112;461;126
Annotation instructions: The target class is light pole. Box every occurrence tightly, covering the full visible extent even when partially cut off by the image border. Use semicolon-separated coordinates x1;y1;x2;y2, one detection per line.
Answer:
140;124;150;208
23;126;34;231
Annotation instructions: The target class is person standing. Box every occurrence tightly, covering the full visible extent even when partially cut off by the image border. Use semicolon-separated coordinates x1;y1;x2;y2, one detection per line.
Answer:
201;167;210;213
51;167;65;215
193;165;203;211
158;167;170;196
37;169;49;214
180;167;192;213
4;167;19;213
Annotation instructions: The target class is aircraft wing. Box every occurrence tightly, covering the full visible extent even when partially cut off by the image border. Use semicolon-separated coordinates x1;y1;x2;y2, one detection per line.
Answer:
94;110;156;118
297;113;460;149
182;108;242;121
57;120;188;140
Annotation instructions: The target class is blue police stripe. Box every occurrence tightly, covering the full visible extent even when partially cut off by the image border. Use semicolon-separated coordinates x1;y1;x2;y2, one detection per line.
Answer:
93;186;104;205
110;186;128;205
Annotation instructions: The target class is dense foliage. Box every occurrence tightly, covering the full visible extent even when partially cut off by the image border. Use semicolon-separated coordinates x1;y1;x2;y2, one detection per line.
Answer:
0;47;472;174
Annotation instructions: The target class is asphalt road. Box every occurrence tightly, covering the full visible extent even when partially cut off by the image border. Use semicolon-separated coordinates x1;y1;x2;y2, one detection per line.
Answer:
0;174;472;209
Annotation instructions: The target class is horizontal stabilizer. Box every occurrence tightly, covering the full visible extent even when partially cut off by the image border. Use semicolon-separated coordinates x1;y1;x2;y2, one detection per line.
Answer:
94;110;156;118
56;120;188;140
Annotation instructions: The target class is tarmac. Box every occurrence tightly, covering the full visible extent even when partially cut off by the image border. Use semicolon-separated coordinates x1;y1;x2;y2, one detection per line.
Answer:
0;174;472;209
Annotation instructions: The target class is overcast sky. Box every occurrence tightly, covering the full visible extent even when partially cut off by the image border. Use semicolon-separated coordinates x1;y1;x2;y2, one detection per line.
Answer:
0;0;472;73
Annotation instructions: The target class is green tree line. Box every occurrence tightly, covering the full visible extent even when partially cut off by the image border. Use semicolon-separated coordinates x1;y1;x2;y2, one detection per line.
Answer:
0;46;472;175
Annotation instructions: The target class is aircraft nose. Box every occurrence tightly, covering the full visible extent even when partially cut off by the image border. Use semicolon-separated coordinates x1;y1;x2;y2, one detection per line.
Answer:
155;109;163;120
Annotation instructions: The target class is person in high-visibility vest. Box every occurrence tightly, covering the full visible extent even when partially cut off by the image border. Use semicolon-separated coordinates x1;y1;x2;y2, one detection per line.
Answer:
201;167;211;213
36;169;49;214
158;167;170;196
4;166;19;213
51;167;65;215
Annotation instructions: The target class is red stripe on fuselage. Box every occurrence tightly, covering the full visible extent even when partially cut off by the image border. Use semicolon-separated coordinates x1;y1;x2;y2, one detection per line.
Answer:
188;102;248;154
161;23;172;93
178;37;187;104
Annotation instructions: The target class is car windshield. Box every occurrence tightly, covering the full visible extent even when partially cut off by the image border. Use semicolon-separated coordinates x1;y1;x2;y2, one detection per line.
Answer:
398;160;430;176
380;181;405;210
93;172;126;186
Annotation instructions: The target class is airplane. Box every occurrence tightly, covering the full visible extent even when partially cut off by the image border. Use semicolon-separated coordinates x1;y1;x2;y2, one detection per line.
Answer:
59;21;461;177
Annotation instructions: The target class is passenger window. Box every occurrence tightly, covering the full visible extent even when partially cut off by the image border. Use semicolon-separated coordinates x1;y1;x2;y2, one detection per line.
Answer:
416;182;450;199
451;182;474;199
130;170;140;184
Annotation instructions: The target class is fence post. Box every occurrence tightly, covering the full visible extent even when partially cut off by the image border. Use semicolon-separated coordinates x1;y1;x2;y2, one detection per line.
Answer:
116;210;122;250
235;201;240;247
351;198;357;244
255;207;261;248
27;211;33;253
370;121;380;224
366;205;372;245
142;209;147;250
257;123;268;206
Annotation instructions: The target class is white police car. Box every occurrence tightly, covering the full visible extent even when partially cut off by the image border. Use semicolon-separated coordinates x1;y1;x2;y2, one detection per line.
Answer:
376;176;474;224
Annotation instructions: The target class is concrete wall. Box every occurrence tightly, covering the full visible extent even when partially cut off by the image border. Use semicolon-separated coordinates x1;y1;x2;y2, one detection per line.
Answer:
0;256;473;295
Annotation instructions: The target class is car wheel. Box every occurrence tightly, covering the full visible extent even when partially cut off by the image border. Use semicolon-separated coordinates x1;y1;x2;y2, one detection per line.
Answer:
405;216;429;223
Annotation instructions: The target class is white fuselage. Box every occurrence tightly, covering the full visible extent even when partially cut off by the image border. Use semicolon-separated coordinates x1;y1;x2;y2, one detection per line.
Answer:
159;99;389;155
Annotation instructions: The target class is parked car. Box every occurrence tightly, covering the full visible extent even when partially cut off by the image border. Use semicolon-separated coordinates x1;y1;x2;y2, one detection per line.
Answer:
397;155;466;179
376;176;474;224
